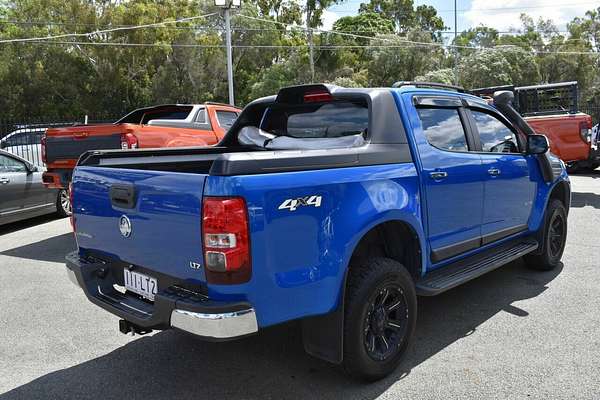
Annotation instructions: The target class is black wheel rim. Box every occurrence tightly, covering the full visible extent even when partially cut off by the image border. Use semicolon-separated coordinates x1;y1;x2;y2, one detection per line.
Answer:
363;285;409;361
548;212;565;258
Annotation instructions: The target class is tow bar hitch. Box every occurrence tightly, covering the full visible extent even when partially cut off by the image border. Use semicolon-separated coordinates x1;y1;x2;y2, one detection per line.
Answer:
119;319;152;336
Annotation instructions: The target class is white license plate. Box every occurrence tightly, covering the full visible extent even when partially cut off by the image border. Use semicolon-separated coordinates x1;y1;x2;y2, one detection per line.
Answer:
124;269;158;301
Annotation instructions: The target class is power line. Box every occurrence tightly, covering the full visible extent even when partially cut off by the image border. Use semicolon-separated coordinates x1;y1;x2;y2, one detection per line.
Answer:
19;38;600;56
2;12;598;56
235;14;600;55
0;13;218;44
333;0;599;13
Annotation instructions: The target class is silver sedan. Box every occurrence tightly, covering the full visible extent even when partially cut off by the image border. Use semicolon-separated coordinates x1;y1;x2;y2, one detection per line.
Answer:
0;150;70;226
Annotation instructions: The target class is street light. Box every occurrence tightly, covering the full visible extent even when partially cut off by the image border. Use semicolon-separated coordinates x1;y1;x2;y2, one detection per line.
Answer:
214;0;240;106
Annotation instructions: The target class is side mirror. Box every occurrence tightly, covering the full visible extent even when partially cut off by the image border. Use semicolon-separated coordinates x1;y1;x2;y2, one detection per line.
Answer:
527;134;549;155
26;163;37;174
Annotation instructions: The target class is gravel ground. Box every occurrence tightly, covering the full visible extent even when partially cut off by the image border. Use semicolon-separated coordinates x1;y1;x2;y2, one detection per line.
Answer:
0;171;599;399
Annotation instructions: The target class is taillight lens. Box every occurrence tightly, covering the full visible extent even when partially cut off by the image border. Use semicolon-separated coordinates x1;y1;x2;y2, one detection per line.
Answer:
41;135;47;163
121;133;138;149
202;197;251;284
580;118;592;143
69;182;75;232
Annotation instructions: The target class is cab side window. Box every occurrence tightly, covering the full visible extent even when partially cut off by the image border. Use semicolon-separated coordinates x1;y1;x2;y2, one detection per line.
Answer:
471;110;519;153
417;107;469;152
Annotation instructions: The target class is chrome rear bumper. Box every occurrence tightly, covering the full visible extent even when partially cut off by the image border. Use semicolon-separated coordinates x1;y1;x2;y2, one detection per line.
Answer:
65;252;258;340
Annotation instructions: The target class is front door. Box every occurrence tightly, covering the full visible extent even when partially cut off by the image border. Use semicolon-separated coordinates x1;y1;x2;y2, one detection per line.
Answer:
411;102;485;264
468;108;536;244
0;154;28;218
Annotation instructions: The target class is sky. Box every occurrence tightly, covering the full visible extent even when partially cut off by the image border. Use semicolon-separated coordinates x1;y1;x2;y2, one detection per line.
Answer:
324;0;598;33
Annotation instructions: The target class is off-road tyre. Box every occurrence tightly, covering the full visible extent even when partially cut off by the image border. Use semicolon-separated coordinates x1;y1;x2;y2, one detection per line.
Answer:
342;257;417;381
524;199;567;271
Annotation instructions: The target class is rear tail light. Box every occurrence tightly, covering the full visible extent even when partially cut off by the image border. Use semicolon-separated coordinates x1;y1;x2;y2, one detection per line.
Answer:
121;133;138;149
202;197;251;284
41;135;47;164
69;182;75;232
580;118;593;143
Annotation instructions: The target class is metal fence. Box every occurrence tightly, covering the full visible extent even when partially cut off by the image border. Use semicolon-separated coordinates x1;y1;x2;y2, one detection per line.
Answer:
0;117;118;166
581;103;600;126
1;102;598;168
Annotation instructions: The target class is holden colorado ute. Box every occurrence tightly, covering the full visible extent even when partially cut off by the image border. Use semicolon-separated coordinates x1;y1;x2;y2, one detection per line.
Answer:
65;83;570;381
42;103;240;189
473;82;596;172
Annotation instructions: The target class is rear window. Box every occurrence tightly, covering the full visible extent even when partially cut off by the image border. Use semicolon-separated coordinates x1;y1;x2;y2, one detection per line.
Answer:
216;110;238;129
142;108;192;124
260;100;369;138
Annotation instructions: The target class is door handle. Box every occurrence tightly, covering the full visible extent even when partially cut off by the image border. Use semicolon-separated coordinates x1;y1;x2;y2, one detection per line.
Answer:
0;178;9;184
488;168;501;176
429;171;448;180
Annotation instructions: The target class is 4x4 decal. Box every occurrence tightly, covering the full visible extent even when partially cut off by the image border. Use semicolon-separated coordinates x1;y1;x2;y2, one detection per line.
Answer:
278;195;322;211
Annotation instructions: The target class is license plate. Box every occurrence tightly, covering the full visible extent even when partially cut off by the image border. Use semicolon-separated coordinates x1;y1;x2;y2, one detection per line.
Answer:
124;269;158;301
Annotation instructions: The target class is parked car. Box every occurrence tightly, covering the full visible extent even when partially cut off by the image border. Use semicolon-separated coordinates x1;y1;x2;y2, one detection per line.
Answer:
0;127;45;166
472;82;597;172
42;103;241;189
65;83;569;381
0;150;70;226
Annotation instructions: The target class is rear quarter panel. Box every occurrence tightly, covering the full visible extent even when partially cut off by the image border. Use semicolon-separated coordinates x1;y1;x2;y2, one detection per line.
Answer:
134;125;219;148
204;164;424;327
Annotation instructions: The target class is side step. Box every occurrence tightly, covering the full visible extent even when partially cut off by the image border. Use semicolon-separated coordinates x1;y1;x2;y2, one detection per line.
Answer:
416;238;539;296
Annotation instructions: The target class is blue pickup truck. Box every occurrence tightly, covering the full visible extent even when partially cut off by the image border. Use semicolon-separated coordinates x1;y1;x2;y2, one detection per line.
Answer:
65;82;570;381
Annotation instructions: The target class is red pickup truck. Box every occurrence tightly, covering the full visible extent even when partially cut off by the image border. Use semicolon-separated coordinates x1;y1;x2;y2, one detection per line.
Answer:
42;103;240;189
473;82;597;172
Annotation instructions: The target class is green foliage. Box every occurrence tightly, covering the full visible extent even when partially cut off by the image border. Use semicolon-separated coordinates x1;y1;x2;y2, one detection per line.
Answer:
366;31;444;86
0;0;598;119
414;68;455;85
333;12;394;38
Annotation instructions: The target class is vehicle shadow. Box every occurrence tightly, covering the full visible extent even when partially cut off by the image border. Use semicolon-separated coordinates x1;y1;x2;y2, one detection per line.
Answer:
0;233;75;263
0;260;562;400
570;192;600;209
0;214;63;236
571;168;600;178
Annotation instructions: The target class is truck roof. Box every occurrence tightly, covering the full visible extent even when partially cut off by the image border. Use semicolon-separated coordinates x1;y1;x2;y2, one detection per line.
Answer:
116;103;240;124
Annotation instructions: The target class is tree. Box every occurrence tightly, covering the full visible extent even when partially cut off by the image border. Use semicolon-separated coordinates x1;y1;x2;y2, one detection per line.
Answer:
367;31;444;86
358;0;415;33
414;68;455;85
457;46;540;89
333;12;394;39
414;5;446;40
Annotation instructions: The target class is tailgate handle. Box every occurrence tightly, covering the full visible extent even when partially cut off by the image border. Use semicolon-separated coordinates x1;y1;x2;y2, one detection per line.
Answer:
109;184;137;209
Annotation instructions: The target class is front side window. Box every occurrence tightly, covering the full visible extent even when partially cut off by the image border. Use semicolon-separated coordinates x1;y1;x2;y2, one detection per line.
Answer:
471;110;519;153
0;154;27;172
417;107;468;152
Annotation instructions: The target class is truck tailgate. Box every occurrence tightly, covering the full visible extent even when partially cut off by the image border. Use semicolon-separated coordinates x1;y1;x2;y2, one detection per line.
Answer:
45;126;125;163
72;166;207;283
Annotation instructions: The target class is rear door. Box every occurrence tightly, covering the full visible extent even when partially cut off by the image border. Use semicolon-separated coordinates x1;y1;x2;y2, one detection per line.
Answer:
467;107;536;242
411;97;485;263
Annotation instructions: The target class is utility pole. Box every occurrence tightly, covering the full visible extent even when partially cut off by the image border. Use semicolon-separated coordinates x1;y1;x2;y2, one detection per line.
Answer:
454;0;459;85
308;28;315;83
215;0;240;105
